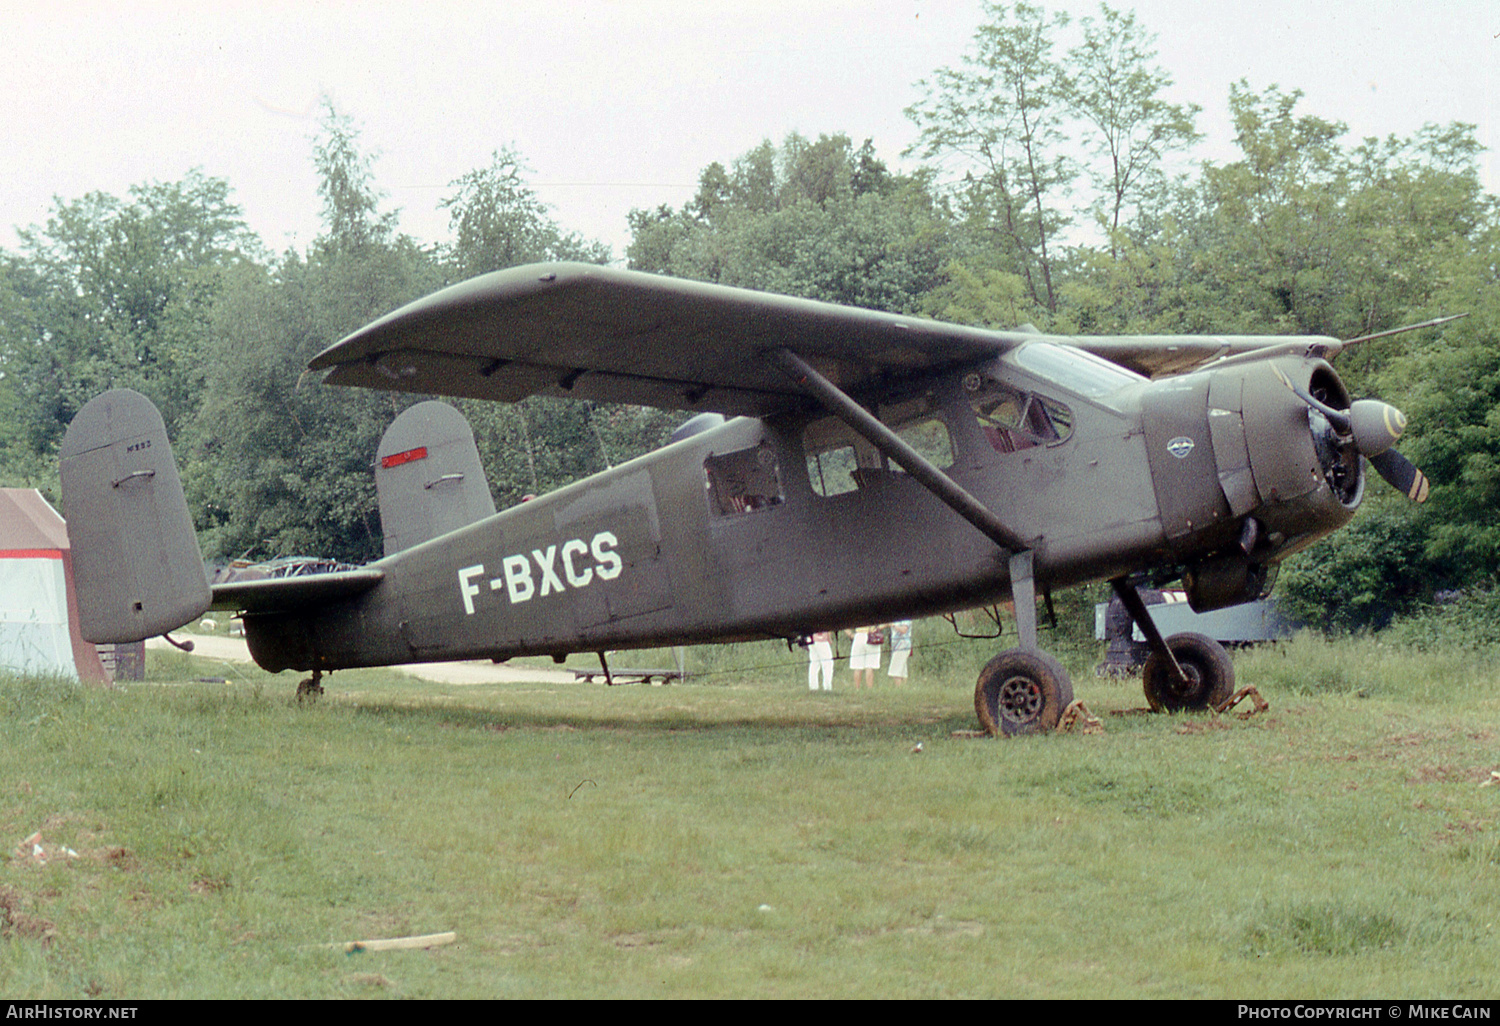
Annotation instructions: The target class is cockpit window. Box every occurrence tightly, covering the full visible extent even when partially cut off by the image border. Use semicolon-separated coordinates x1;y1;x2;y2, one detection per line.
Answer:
967;376;1073;453
1014;342;1144;398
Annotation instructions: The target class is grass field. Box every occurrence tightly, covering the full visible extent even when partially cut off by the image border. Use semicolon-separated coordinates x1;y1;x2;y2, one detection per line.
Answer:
2;623;1498;999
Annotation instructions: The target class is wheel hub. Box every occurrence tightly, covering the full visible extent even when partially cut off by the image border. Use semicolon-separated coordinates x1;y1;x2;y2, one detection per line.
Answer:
1165;662;1202;701
999;674;1043;725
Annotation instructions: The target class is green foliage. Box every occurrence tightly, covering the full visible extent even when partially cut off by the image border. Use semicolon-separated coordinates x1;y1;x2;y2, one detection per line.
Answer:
906;1;1073;314
0;170;259;462
1277;502;1433;633
440;146;610;279
1381;582;1500;653
1063;5;1201;246
1383;249;1500;573
191;244;446;562
628;132;947;313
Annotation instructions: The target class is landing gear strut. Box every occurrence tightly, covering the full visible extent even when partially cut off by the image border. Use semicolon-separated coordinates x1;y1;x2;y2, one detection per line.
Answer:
972;551;1076;736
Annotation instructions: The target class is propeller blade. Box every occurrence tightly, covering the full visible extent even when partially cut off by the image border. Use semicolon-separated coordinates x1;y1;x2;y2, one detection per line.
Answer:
1271;365;1427;500
1369;449;1430;503
1271;366;1352;433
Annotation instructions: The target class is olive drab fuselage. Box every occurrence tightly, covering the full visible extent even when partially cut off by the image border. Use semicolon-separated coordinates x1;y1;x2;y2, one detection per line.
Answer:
238;345;1359;674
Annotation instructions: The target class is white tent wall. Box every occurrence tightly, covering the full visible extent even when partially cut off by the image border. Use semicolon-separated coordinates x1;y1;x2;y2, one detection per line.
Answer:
0;488;110;684
0;552;75;677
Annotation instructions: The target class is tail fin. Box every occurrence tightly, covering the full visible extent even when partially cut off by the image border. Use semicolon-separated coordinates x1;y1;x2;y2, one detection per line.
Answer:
375;401;496;556
58;389;211;643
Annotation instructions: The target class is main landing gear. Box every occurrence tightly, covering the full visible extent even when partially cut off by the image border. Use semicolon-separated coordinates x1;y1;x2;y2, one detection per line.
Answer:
974;649;1074;736
970;561;1237;736
973;552;1077;736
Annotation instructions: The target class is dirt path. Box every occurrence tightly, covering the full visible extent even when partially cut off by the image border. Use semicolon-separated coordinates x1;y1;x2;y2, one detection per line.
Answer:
145;634;580;685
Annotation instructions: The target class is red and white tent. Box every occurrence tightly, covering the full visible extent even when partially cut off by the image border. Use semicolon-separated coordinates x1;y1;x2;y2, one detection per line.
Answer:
0;488;108;683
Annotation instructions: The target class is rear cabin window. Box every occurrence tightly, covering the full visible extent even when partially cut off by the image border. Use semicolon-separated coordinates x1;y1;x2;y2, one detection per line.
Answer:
890;415;955;473
704;443;784;515
803;395;956;497
806;441;862;497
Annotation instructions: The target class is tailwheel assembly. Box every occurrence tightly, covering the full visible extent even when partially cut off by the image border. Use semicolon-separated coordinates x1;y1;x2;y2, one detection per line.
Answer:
296;670;325;702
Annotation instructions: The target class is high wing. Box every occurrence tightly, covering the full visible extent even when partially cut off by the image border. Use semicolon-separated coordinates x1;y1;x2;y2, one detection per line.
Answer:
310;262;1031;417
308;262;1341;414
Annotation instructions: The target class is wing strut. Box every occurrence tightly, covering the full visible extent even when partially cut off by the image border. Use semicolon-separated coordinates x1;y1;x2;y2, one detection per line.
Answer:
771;347;1031;554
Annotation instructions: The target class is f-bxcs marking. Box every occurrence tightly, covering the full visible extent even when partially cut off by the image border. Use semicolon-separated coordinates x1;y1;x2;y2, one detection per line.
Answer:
457;530;622;614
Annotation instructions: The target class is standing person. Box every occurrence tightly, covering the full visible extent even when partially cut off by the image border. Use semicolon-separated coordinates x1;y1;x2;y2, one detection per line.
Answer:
887;620;913;684
806;630;834;691
846;625;883;688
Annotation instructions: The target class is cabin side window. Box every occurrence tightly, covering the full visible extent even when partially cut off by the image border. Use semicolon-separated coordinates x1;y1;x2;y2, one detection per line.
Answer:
889;416;955;473
966;376;1074;453
806;443;861;497
704;443;784;515
803;394;956;497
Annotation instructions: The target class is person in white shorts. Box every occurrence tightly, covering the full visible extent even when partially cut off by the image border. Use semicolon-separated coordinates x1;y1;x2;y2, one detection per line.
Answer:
846;625;882;688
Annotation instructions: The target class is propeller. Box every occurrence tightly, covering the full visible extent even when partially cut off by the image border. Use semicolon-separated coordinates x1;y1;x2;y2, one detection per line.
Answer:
1272;366;1429;503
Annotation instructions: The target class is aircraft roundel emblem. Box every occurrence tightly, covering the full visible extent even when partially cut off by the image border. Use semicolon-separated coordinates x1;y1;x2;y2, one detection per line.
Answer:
1167;436;1196;459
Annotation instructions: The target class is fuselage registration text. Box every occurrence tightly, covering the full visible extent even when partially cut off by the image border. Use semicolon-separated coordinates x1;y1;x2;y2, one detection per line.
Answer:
458;530;622;614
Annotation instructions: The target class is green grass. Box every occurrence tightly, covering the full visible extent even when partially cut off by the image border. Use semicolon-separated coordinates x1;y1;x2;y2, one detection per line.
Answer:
1;627;1498;998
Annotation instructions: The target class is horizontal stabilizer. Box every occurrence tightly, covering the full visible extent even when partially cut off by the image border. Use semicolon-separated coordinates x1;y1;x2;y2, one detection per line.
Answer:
211;569;385;616
59;389;210;643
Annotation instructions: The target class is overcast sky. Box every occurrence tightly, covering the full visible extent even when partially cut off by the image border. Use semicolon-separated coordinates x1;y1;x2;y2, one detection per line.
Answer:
2;0;1495;260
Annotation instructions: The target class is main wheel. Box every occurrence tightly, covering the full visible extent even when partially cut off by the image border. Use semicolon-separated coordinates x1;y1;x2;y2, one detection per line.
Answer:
1141;632;1234;712
974;649;1074;737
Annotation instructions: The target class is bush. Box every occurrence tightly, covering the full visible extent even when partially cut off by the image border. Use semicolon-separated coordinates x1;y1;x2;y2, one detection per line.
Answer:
1380;581;1500;652
1276;503;1433;632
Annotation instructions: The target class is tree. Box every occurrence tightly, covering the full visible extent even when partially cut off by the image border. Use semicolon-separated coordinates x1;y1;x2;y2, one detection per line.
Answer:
440;147;609;280
191;107;441;563
0;170;258;464
1063;4;1200;254
1382;233;1500;579
906;0;1073;313
312;99;398;257
627;133;949;313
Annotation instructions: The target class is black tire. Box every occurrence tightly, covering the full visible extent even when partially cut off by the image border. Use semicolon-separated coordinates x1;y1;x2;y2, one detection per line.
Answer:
974;649;1075;737
1141;632;1234;712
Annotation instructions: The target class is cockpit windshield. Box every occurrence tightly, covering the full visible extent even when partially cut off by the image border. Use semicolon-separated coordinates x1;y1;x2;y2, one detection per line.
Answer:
1013;342;1145;398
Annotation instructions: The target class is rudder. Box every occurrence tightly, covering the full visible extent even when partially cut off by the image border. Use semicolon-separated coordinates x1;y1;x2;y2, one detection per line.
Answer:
375;400;496;556
58;389;210;643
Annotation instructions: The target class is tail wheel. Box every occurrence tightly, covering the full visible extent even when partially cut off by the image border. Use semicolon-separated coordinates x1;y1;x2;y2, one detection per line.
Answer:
1141;632;1234;712
974;649;1074;737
